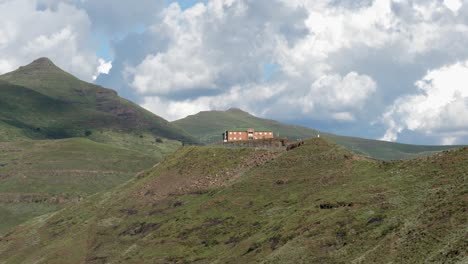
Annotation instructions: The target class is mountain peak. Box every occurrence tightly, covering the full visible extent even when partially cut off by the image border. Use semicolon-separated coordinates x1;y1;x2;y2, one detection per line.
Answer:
22;57;60;71
33;57;54;65
0;57;85;102
226;107;249;114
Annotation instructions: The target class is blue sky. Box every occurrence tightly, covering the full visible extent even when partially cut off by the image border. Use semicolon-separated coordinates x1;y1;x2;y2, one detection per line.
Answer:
95;1;202;61
1;0;468;145
169;0;206;9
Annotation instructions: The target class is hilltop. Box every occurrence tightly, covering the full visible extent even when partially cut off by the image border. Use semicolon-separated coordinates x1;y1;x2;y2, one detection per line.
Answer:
1;139;466;263
0;58;196;143
173;108;460;160
173;108;320;143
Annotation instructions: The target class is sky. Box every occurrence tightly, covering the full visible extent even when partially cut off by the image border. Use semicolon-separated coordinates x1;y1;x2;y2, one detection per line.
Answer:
1;0;467;145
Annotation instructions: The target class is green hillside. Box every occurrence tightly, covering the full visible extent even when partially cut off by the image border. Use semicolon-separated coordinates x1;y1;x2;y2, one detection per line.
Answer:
0;58;194;233
1;139;465;263
173;108;460;160
0;137;181;234
0;58;196;144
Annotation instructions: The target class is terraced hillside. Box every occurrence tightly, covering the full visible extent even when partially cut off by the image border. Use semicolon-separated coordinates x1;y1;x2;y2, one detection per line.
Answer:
173;108;461;160
0;58;196;144
0;137;181;234
1;138;466;263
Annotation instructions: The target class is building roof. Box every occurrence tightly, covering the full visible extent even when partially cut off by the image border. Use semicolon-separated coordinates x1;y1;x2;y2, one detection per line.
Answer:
225;128;273;132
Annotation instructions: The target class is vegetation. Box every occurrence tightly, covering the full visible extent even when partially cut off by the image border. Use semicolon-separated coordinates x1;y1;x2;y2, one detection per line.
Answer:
0;58;188;233
1;138;465;263
173;108;461;160
0;137;181;234
0;58;197;144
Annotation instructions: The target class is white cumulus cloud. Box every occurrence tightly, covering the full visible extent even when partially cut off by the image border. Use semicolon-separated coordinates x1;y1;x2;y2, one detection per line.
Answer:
299;72;377;120
93;59;112;81
382;60;468;144
444;0;463;14
0;0;99;81
128;1;382;124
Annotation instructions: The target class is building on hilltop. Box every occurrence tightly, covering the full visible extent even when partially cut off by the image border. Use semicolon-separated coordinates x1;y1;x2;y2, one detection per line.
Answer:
223;128;274;142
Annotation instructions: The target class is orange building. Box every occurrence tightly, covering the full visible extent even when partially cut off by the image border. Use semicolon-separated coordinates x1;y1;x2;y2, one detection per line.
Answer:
223;128;274;142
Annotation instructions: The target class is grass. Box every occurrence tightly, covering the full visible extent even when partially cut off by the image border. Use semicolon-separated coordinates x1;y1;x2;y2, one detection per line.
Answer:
173;108;463;160
0;203;62;236
0;58;193;235
0;137;181;234
1;138;466;263
0;120;29;142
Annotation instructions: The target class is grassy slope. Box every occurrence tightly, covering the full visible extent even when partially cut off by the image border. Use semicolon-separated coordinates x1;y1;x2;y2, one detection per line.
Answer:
1;139;466;263
0;58;196;144
326;134;460;160
0;80;103;140
0;120;29;142
0;58;193;233
0;136;181;235
173;108;461;160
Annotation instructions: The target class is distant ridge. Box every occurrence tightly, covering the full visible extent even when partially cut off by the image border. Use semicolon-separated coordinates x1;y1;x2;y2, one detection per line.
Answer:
173;108;461;160
173;107;320;143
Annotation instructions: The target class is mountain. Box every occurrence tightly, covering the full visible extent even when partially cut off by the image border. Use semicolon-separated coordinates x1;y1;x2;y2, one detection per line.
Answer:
0;58;196;143
1;139;465;263
173;108;460;160
0;58;195;233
